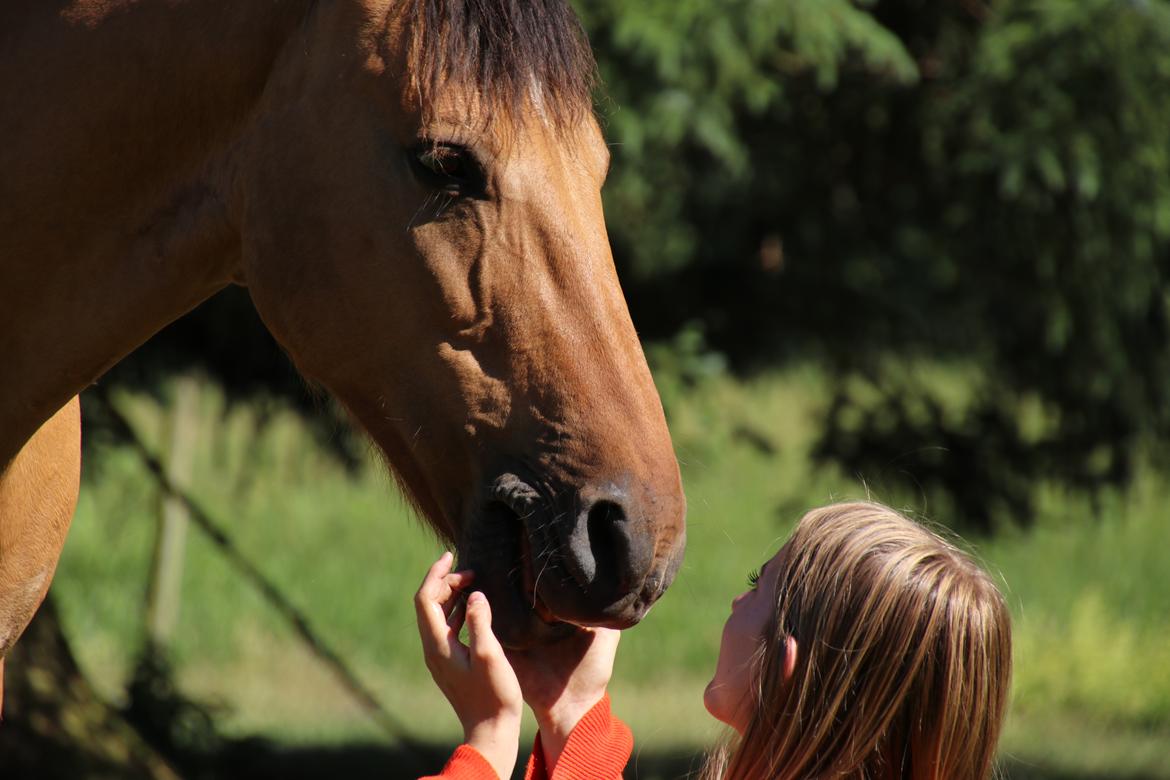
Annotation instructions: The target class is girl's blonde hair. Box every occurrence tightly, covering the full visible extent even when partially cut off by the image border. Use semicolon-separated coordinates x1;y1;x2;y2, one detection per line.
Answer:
704;501;1012;779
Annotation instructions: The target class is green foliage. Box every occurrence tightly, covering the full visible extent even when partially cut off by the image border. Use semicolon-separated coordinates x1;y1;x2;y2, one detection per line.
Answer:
941;0;1170;485
644;321;728;421
576;0;917;277
822;0;1170;527
579;0;1170;526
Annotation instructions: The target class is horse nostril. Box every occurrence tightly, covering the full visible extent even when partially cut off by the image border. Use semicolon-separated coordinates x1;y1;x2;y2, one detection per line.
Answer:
587;500;632;591
543;483;680;624
560;488;658;609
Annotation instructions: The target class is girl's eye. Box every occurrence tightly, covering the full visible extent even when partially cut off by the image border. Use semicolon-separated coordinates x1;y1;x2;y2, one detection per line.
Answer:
747;568;761;589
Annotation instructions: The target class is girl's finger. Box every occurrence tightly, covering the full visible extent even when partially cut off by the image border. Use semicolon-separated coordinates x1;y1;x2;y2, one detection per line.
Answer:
417;552;455;601
441;570;475;619
447;593;468;633
466;591;505;665
415;552;457;658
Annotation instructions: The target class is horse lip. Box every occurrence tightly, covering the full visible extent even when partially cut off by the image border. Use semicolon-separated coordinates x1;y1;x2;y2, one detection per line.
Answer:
487;472;644;627
522;526;560;624
487;472;563;626
488;473;543;519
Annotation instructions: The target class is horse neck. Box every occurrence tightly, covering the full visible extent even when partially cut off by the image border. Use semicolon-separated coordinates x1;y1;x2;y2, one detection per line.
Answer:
0;0;317;464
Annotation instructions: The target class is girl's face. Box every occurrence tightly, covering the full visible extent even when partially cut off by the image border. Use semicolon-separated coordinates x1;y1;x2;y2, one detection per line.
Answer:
703;548;786;733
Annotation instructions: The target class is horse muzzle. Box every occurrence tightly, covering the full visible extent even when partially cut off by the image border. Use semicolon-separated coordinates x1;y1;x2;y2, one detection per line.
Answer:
457;472;685;649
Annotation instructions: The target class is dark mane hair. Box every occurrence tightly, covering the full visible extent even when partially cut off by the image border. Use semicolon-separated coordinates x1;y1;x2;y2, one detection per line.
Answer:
399;0;597;128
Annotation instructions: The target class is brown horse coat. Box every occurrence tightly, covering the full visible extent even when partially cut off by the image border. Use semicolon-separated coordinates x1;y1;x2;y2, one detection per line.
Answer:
0;0;686;706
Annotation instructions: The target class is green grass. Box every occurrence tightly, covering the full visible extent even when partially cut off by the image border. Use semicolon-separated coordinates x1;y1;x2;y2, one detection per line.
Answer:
52;367;1170;777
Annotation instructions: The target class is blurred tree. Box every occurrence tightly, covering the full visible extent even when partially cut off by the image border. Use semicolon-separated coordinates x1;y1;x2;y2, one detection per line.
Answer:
933;0;1170;507
581;0;1170;529
580;0;918;281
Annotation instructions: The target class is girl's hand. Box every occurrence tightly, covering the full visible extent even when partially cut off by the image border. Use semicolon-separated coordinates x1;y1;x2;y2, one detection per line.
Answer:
415;552;522;779
506;627;621;770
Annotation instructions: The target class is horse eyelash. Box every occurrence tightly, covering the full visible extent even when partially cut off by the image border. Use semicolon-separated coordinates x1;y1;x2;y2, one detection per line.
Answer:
748;568;760;588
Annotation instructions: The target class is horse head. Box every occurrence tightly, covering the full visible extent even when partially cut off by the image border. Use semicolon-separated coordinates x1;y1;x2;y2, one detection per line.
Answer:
235;0;685;647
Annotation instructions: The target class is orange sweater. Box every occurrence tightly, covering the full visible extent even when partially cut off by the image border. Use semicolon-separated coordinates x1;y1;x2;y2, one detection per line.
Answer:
421;695;632;780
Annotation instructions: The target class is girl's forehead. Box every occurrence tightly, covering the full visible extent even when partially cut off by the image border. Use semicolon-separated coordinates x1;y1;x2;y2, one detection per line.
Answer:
764;540;791;569
757;545;787;586
763;539;798;589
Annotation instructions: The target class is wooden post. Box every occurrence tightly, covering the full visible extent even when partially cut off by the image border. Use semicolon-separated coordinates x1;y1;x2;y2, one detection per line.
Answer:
144;375;200;648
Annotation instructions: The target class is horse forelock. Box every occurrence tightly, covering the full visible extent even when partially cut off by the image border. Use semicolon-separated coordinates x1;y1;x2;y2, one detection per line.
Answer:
396;0;597;132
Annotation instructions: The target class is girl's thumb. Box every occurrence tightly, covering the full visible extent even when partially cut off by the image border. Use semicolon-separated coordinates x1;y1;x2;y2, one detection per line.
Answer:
467;591;501;660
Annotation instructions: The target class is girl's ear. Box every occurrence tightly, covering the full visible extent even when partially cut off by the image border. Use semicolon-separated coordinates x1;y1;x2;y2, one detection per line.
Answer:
783;635;798;682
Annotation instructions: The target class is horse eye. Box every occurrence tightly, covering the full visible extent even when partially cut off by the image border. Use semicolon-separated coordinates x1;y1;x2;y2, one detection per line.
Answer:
412;143;479;192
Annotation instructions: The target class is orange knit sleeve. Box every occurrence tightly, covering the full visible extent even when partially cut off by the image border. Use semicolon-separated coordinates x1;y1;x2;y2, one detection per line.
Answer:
523;694;632;780
420;743;500;780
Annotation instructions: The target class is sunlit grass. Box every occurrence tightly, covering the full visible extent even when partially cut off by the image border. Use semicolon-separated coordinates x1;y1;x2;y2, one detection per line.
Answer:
53;368;1170;777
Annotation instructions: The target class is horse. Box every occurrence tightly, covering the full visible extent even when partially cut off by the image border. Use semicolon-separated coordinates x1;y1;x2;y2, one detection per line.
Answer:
0;0;687;706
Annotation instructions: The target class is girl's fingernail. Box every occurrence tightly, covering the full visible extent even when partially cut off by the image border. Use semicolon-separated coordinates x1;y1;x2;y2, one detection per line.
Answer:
468;591;484;604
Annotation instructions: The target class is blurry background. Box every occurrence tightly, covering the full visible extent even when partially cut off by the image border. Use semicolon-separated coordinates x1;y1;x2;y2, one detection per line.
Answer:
17;0;1170;777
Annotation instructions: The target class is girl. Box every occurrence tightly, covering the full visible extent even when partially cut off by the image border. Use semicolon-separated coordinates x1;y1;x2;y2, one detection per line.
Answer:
416;501;1013;779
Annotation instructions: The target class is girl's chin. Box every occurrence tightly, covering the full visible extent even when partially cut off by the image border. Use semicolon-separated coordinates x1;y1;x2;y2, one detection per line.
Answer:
702;679;717;714
703;678;751;734
702;679;732;724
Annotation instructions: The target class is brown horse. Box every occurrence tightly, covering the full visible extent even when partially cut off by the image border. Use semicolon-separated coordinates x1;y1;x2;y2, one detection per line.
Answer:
0;0;686;703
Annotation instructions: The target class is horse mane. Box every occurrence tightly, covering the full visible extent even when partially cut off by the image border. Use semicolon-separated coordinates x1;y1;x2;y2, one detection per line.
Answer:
399;0;597;129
